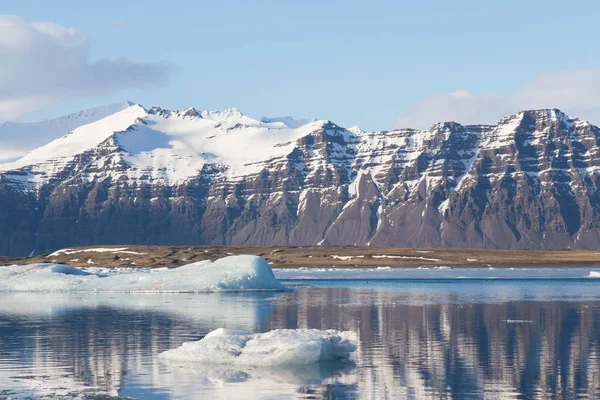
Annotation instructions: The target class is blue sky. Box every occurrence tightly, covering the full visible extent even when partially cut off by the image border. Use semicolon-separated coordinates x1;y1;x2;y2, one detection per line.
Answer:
3;0;600;130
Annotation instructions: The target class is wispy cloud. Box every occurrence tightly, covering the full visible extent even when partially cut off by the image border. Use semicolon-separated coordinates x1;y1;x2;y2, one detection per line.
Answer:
0;15;169;121
396;69;600;129
110;19;127;31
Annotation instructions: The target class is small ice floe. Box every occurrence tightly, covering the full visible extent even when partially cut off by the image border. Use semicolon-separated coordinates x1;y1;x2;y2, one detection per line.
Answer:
376;266;392;270
589;271;600;278
0;255;286;292
159;328;358;366
503;319;534;324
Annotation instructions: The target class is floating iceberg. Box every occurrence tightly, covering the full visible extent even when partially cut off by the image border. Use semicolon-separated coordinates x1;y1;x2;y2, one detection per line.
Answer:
590;271;600;278
0;255;286;292
159;328;358;366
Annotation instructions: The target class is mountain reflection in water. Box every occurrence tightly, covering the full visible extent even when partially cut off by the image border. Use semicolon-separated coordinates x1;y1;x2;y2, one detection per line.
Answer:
0;280;599;399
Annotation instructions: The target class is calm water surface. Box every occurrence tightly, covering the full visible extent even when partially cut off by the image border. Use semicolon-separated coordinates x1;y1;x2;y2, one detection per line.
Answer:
0;279;599;399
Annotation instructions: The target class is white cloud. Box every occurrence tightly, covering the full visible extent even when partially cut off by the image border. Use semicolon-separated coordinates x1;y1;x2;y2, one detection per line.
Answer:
396;69;600;129
0;15;169;121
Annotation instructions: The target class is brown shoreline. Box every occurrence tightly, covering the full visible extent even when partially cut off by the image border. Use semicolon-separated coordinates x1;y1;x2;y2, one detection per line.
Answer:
2;245;600;268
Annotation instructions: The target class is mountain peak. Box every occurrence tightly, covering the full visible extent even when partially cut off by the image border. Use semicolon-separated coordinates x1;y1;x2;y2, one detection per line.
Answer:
0;102;137;164
200;107;243;120
509;108;571;122
260;116;318;129
348;125;364;134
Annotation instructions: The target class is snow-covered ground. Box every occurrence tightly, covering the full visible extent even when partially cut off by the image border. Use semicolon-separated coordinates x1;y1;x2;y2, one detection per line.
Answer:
160;328;357;366
0;255;285;292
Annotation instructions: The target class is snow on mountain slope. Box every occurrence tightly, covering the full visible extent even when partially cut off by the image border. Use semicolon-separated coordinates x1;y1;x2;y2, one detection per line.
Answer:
1;105;592;194
260;115;318;129
0;105;150;193
0;102;134;163
125;107;327;180
0;104;328;184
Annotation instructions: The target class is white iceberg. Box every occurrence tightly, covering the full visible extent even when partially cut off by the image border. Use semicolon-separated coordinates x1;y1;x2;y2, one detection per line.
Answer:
159;328;358;366
0;255;286;292
590;271;600;278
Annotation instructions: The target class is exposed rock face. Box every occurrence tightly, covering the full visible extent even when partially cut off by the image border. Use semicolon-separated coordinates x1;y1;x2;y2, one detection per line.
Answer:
2;106;600;256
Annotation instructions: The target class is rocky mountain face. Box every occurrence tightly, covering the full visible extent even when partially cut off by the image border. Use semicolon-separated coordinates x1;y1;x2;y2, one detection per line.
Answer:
2;105;600;256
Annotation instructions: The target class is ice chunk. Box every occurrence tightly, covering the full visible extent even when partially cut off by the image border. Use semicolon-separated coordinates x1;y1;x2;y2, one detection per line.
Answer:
48;264;93;276
0;255;286;292
159;328;358;366
590;271;600;278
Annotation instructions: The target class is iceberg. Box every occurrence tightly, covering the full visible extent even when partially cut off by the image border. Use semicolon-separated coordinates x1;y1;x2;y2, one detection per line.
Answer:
0;255;286;292
159;328;358;366
590;271;600;278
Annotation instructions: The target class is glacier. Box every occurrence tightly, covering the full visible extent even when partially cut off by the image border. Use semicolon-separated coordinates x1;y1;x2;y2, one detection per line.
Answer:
159;328;358;366
0;255;286;292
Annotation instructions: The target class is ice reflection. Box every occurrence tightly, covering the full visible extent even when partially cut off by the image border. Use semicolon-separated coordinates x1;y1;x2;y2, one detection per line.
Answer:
160;360;357;400
0;280;599;399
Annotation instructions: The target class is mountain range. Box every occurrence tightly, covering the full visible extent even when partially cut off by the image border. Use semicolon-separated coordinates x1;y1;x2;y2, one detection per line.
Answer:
1;103;599;256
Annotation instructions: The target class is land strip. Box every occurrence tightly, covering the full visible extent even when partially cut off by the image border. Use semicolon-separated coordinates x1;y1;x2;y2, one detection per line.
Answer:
2;246;600;268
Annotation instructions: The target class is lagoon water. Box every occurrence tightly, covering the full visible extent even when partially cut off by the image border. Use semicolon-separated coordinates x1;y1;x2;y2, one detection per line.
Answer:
0;275;599;399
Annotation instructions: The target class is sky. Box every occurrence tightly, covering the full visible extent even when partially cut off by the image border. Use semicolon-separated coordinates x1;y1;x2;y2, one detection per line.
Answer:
2;0;600;131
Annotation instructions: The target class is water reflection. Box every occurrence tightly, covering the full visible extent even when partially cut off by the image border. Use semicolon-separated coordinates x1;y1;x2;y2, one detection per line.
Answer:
160;360;357;400
0;281;599;399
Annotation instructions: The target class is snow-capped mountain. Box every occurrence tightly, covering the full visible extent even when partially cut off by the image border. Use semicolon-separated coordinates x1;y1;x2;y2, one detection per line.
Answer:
2;104;600;256
0;102;134;163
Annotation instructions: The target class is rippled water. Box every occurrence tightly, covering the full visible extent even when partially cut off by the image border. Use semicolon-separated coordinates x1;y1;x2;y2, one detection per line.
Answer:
1;279;600;399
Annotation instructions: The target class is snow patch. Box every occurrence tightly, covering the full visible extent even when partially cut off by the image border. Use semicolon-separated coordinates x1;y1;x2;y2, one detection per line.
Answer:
47;247;147;257
372;255;440;261
331;255;354;260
